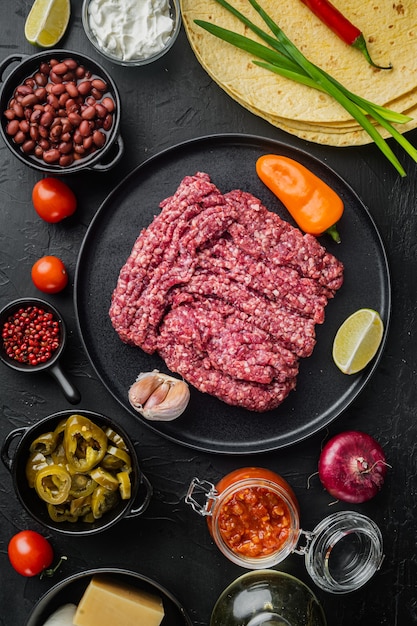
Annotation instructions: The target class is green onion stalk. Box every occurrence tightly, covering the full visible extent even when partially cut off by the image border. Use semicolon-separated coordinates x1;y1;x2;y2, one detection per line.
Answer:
194;0;417;176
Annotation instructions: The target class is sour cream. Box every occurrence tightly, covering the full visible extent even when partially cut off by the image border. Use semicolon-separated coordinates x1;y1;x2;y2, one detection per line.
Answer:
41;603;77;625
87;0;175;62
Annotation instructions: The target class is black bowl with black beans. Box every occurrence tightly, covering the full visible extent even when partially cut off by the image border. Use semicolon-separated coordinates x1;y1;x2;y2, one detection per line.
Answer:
0;49;123;174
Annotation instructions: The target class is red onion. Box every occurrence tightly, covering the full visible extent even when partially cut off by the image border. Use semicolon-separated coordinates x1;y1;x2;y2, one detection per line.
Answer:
318;430;387;503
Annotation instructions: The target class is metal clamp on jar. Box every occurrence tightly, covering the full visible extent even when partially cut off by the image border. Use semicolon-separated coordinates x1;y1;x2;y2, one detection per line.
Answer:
185;467;384;594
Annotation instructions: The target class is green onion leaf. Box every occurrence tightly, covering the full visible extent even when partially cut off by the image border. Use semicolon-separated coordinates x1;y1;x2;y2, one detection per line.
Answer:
193;21;302;73
194;0;415;175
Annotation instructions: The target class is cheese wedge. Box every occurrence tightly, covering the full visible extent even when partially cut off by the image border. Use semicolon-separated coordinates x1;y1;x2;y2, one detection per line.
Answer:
73;576;164;626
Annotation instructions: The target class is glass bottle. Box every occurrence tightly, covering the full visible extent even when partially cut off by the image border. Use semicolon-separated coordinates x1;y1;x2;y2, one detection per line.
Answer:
210;570;327;626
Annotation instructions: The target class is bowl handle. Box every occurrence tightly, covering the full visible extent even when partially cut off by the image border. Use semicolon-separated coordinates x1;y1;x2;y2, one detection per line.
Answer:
126;471;153;518
0;54;27;83
1;426;26;472
48;362;81;404
88;134;124;172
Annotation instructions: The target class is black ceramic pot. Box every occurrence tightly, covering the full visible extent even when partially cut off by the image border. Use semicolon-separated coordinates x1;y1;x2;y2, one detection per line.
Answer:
0;49;123;174
1;409;152;535
26;568;193;626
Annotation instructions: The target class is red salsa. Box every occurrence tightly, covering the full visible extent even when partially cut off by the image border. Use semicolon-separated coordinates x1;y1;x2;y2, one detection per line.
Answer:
2;305;60;365
217;485;292;558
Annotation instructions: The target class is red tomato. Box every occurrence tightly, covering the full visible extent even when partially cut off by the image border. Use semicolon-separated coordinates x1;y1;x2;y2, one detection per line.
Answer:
32;177;77;223
8;530;54;577
31;255;69;293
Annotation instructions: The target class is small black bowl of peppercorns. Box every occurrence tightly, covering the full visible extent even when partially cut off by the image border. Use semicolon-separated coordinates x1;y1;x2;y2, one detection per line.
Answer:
0;49;123;174
0;297;80;403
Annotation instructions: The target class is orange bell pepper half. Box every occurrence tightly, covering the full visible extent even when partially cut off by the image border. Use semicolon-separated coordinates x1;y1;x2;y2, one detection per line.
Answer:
256;154;344;243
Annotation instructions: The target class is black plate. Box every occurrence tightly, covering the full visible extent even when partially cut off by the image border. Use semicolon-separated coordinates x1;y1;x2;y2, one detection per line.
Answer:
74;134;391;454
26;568;192;625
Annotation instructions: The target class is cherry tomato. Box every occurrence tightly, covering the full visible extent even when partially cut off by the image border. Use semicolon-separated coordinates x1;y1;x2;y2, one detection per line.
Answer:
8;530;54;577
31;255;69;293
32;177;77;223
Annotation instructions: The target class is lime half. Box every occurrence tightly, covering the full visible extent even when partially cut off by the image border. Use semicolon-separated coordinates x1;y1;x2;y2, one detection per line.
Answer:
332;308;384;375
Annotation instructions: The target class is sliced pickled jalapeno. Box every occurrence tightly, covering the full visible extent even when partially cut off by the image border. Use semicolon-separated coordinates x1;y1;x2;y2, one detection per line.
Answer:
69;473;97;498
26;451;48;488
90;467;120;491
64;414;107;472
26;414;135;524
103;427;128;451
29;431;58;456
117;470;132;500
34;464;72;505
91;486;119;519
47;502;79;523
106;445;131;469
70;494;93;518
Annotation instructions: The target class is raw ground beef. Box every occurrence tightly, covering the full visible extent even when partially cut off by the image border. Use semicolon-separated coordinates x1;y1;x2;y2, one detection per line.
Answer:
109;172;344;412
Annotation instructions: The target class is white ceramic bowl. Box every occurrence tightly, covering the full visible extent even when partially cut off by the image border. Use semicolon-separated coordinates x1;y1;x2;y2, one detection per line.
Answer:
82;0;181;67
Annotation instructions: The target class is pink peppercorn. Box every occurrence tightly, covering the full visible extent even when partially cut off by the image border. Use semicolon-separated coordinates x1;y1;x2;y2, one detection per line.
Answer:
1;306;60;366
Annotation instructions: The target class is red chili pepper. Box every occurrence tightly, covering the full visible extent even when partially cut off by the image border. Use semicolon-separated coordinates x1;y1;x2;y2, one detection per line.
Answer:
299;0;391;70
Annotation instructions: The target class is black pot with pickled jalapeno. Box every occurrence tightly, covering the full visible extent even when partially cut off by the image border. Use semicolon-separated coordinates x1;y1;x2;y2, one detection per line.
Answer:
1;410;153;535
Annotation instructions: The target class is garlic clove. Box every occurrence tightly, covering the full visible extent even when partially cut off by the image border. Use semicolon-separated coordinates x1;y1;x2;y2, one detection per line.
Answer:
143;381;170;411
128;370;163;407
142;380;190;421
128;370;190;421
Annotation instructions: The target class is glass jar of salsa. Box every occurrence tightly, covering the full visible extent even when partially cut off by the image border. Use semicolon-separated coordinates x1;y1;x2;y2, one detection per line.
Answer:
186;467;384;594
186;467;301;569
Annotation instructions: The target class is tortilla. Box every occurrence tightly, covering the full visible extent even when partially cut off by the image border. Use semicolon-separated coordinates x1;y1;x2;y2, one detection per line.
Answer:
180;0;417;145
227;84;417;145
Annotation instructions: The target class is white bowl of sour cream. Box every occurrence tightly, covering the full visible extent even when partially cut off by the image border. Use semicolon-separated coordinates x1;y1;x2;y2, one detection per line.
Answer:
82;0;181;66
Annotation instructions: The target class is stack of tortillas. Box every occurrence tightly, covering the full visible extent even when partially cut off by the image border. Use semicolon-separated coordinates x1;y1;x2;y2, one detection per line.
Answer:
180;0;417;145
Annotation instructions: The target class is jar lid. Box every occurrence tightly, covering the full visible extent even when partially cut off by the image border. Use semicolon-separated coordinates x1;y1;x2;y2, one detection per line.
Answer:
210;570;327;626
296;510;384;593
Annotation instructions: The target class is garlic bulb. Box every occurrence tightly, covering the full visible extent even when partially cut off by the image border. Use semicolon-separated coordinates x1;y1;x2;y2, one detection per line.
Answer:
128;370;190;421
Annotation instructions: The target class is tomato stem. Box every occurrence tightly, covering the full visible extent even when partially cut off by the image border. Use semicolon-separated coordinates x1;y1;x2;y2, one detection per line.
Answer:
40;555;67;579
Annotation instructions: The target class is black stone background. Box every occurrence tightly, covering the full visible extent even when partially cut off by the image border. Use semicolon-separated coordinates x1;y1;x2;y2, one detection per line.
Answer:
1;2;416;625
